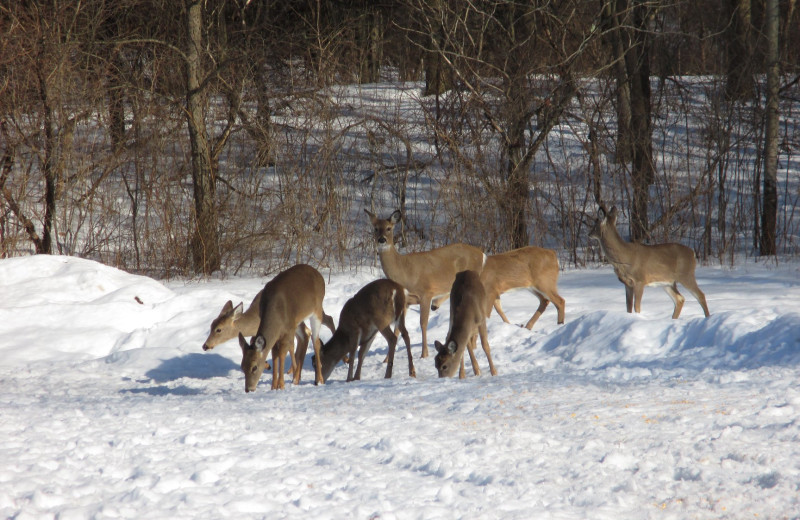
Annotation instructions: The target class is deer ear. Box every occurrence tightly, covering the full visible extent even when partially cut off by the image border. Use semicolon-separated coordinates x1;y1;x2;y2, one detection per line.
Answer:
232;302;244;320
446;340;458;355
389;210;401;224
434;340;445;355
254;335;267;352
364;208;376;221
238;332;249;352
221;300;234;314
608;206;618;222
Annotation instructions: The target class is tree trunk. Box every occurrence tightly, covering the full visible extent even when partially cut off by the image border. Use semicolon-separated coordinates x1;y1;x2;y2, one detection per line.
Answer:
760;0;779;256
725;0;755;101
185;0;221;274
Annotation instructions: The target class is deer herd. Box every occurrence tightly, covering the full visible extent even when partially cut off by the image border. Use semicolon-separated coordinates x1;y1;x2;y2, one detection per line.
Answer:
202;206;711;392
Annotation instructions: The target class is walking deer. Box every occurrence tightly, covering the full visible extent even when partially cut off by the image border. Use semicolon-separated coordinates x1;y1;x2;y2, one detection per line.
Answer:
203;292;335;375
434;270;497;379
480;246;565;329
237;264;332;391
588;206;710;319
365;209;486;358
318;279;415;382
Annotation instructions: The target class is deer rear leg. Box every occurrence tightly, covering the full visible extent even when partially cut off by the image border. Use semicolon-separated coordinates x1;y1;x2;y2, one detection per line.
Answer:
381;327;398;379
397;318;415;378
478;322;497;376
664;283;686;319
524;294;549;330
682;278;711;317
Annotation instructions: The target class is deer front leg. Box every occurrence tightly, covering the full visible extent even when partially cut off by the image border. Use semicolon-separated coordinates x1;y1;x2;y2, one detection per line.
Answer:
632;283;645;314
397;321;415;378
419;296;432;358
493;299;512;324
466;334;481;376
625;284;634;313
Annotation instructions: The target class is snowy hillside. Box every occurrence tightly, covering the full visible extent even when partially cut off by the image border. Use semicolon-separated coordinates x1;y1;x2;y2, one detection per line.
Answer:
1;255;799;519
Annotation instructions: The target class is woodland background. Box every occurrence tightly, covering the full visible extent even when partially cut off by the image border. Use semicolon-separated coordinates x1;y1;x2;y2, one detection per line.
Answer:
1;0;798;276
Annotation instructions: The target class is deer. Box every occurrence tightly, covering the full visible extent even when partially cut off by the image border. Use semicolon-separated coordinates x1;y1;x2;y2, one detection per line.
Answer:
588;205;710;319
202;293;336;376
236;264;333;392
317;279;416;383
480;246;565;329
434;270;497;379
365;209;486;358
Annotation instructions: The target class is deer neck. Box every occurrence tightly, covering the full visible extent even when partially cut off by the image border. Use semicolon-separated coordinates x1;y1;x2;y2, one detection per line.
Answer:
238;302;262;336
377;245;412;284
599;227;634;266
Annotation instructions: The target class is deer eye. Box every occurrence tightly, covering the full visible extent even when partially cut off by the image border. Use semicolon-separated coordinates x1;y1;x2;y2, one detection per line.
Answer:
215;328;222;333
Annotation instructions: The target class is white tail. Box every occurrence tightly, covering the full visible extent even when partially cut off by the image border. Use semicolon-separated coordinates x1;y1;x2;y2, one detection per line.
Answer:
434;270;497;379
202;291;335;374
480;246;565;329
588;206;710;319
365;209;485;358
318;279;416;382
237;264;334;391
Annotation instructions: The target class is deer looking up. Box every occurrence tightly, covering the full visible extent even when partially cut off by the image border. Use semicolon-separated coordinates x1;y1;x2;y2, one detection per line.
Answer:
365;209;485;358
588;205;710;319
434;270;497;379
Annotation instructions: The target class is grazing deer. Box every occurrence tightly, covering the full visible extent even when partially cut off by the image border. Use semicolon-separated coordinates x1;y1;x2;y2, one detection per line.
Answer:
588;206;710;319
365;209;486;358
318;279;416;382
237;264;332;392
434;270;497;379
202;293;335;374
480;246;565;329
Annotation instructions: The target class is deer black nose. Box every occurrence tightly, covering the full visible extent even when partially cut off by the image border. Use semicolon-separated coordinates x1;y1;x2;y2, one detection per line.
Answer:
378;237;386;244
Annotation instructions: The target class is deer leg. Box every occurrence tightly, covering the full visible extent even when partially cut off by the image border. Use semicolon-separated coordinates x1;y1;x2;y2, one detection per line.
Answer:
493;299;512;324
271;345;281;390
551;292;566;324
625;284;634;313
419;296;432;358
632;283;645;314
309;313;324;385
682;278;711;317
380;326;397;379
664;283;685;319
524;293;549;330
346;344;357;382
478;322;497;376
459;354;466;379
397;317;416;378
431;294;449;311
354;334;376;381
466;333;481;376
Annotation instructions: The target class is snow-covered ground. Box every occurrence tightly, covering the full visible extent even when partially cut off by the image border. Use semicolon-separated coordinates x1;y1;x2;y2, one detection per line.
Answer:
1;254;799;519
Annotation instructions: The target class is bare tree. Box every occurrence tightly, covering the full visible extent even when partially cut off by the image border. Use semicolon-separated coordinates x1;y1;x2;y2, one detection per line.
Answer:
760;0;779;256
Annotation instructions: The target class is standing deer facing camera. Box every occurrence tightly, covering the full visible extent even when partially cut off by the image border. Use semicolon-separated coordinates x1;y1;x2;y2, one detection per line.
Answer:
318;279;415;383
434;270;497;379
588;206;710;319
237;264;332;391
365;209;486;358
